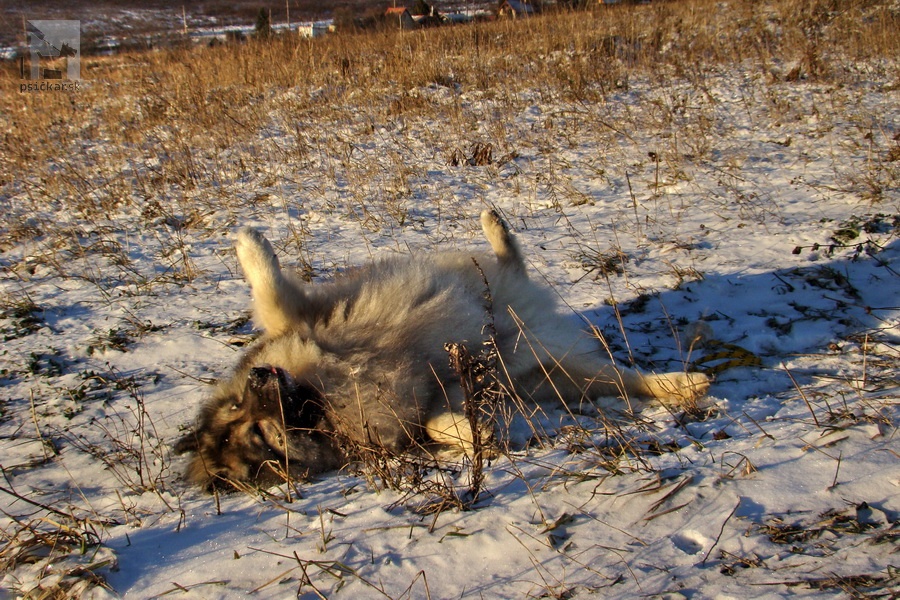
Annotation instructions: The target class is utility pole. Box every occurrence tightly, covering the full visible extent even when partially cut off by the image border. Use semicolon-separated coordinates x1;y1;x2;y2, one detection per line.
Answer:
22;15;29;79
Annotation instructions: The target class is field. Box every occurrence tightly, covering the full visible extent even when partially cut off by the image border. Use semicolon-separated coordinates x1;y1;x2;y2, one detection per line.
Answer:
1;0;899;597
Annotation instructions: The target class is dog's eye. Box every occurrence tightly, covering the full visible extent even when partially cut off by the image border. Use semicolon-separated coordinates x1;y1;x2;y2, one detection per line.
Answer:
251;423;266;443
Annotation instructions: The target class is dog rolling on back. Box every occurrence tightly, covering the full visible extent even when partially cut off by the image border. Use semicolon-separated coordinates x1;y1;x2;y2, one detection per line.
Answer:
175;210;709;489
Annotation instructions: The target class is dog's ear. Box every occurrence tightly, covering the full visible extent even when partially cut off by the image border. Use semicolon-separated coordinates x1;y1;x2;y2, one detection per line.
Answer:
173;432;199;454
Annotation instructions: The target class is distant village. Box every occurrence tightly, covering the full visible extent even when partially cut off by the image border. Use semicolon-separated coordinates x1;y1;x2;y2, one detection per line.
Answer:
90;0;559;56
6;0;628;63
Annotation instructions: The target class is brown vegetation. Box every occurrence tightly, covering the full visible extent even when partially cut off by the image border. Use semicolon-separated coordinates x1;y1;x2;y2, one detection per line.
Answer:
3;0;897;190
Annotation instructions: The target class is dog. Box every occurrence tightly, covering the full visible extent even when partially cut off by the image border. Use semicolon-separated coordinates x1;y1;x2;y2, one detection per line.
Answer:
175;210;709;489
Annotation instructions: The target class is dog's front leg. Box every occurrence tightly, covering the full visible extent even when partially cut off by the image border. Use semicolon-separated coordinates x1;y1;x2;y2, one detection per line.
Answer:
235;228;305;336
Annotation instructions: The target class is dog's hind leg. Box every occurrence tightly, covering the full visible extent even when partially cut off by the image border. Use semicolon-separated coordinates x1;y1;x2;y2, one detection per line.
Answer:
509;320;710;408
547;343;711;407
235;228;305;336
481;209;525;272
601;367;710;405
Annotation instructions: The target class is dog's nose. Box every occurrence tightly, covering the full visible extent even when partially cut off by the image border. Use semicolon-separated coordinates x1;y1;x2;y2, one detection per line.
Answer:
247;366;280;390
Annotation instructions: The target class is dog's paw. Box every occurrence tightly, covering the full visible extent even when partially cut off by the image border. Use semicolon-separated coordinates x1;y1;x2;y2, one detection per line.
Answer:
235;227;281;290
480;208;507;233
480;209;511;247
646;371;710;404
425;412;498;458
480;209;524;269
669;372;711;403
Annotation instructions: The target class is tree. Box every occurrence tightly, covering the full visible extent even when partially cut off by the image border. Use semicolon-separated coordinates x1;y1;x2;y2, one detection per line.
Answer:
333;7;357;32
255;8;273;39
412;0;432;16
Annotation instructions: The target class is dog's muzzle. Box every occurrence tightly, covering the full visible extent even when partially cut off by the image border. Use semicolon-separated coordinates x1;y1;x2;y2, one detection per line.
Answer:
247;366;291;391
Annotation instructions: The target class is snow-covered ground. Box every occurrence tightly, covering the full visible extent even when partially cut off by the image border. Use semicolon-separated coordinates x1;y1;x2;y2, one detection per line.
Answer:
1;28;898;599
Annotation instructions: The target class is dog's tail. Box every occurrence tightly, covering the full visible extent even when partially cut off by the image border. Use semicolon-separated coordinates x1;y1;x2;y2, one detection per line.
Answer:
480;209;525;272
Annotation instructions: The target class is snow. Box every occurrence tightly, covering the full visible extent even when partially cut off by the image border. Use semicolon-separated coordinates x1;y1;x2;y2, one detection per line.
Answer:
2;34;899;600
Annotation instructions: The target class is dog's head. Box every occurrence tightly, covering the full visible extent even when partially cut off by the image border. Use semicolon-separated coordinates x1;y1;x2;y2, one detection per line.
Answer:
175;364;346;491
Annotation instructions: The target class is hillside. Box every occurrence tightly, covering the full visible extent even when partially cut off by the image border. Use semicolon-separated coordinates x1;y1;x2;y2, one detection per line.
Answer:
1;0;898;597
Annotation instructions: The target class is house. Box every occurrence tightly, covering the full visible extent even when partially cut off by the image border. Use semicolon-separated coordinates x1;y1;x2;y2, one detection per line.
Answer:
412;11;445;28
497;0;537;18
385;7;417;29
296;22;329;38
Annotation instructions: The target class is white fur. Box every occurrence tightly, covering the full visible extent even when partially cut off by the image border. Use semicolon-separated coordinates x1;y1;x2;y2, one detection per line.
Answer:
235;210;709;454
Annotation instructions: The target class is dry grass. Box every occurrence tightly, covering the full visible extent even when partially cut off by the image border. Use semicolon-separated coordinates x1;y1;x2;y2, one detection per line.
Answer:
0;511;117;598
4;0;898;191
1;0;896;284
